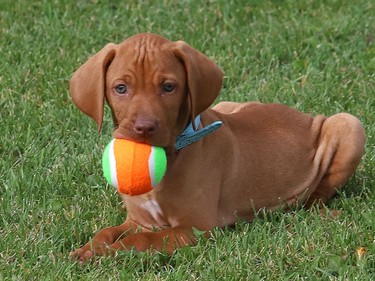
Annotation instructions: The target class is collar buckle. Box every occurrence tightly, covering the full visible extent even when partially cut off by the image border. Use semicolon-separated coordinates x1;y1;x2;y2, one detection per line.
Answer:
175;115;223;150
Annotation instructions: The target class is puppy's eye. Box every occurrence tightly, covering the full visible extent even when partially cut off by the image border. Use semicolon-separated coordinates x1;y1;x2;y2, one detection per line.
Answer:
115;84;127;94
163;83;175;93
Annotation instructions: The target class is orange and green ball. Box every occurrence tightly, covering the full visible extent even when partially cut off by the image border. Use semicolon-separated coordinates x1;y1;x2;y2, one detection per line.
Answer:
102;139;167;196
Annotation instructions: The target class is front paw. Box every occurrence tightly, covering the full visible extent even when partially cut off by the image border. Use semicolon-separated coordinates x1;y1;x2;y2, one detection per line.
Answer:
70;244;112;264
71;248;96;264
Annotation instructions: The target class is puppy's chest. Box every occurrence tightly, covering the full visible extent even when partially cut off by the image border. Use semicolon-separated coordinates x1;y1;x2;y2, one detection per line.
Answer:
122;194;171;229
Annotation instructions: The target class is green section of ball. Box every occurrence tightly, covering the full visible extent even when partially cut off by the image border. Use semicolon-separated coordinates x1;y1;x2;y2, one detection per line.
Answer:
150;146;167;187
102;139;114;187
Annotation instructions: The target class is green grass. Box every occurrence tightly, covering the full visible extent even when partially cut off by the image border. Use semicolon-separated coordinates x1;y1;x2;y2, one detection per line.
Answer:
1;0;374;279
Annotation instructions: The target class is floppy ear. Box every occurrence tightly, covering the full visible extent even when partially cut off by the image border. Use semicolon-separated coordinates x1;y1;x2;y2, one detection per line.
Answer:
172;41;223;126
70;43;117;131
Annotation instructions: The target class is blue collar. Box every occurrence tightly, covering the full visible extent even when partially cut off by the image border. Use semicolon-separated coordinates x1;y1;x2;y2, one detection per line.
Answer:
175;115;223;150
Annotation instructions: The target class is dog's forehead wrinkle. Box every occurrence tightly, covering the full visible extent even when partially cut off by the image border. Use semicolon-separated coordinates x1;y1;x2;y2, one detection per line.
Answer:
126;35;166;62
118;47;165;82
116;47;180;88
120;34;174;60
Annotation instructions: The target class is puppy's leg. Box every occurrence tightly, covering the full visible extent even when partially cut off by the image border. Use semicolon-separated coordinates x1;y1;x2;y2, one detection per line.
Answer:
306;113;365;207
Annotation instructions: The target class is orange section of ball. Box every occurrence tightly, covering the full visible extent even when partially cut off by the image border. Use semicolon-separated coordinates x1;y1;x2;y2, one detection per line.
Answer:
113;139;152;195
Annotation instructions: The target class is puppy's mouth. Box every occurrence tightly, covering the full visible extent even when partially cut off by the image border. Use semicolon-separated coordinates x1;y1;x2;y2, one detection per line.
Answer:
112;128;173;150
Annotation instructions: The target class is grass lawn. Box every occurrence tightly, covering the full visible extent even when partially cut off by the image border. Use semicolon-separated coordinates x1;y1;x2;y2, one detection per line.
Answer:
1;0;374;279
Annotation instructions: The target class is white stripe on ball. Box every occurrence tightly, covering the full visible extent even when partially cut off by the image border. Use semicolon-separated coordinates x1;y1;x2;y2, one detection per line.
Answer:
108;139;118;188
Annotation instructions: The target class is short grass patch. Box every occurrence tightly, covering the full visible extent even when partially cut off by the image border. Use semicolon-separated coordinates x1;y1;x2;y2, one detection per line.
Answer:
1;0;374;280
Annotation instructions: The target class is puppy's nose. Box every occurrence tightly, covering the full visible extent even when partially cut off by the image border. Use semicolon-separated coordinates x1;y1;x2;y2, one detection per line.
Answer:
134;119;158;136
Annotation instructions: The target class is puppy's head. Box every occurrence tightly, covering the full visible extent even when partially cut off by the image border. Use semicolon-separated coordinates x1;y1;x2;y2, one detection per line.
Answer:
70;33;223;149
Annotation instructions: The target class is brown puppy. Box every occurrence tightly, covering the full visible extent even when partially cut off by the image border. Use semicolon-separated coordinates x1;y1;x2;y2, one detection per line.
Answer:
70;33;365;263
